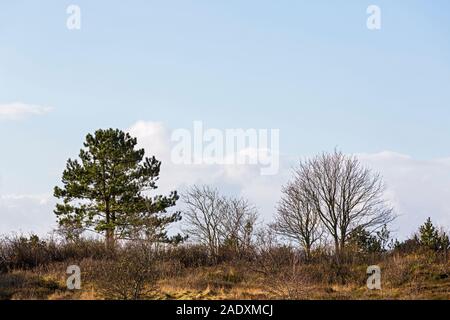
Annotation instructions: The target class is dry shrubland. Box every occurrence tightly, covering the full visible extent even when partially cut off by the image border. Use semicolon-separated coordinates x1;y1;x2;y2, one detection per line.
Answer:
0;232;448;300
2;148;448;300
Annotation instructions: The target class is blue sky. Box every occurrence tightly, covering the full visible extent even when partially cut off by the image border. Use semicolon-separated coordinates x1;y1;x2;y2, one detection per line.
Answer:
1;1;450;237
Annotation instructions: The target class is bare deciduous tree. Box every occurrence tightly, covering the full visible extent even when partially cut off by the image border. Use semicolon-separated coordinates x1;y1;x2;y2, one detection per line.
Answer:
273;179;322;261
295;150;394;260
182;185;258;261
182;185;225;260
221;197;258;256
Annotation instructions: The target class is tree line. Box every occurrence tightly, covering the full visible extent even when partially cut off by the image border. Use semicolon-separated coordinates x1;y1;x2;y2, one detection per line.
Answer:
54;129;449;264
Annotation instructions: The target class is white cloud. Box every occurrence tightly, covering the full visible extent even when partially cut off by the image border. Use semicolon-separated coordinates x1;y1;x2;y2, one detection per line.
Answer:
1;122;449;239
127;121;287;223
0;193;56;236
128;122;450;239
0;102;53;120
358;151;450;238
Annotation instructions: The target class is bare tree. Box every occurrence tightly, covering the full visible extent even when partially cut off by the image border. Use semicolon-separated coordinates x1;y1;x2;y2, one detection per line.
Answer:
221;197;258;256
182;185;226;260
295;150;394;260
182;185;258;261
273;179;322;261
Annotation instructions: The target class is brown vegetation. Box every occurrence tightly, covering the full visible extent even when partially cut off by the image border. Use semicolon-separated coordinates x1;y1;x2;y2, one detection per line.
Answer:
1;148;448;300
0;228;448;300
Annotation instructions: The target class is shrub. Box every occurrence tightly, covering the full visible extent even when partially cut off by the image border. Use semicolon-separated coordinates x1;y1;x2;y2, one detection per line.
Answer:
0;235;112;272
94;242;159;300
162;245;211;268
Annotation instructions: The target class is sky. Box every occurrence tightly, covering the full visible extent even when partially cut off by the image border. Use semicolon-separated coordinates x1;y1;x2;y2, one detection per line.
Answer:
1;1;450;239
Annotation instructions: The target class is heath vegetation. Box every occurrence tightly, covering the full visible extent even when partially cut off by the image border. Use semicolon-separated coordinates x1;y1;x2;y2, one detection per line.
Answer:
0;129;448;300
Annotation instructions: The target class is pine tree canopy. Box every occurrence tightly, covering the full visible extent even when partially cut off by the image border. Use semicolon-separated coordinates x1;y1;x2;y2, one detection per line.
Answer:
54;128;182;247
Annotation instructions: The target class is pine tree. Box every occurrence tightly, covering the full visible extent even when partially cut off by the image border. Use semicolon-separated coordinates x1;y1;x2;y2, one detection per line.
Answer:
54;128;182;249
419;217;439;251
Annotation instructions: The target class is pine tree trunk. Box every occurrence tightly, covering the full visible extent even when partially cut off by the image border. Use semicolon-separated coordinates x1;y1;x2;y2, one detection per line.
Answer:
106;229;115;250
105;202;115;250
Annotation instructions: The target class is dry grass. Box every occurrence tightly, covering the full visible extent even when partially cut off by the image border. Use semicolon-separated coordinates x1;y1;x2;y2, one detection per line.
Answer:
3;255;447;300
1;236;448;300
